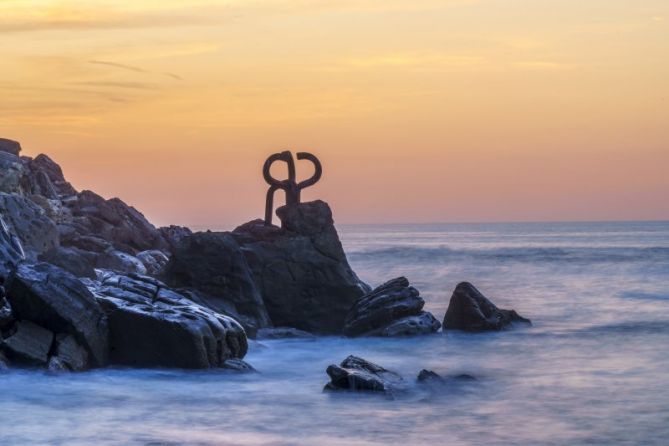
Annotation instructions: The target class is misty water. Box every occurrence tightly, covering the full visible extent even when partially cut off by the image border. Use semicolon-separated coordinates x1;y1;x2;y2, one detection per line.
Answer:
2;221;669;445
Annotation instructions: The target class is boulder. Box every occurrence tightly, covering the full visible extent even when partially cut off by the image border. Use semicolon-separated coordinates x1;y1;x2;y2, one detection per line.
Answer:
442;282;531;332
6;262;109;366
136;250;169;276
52;334;89;371
0;193;59;259
96;249;147;275
164;231;271;333
159;225;193;253
0;214;25;277
221;358;257;372
232;201;370;334
28;154;77;197
39;246;97;279
0;321;53;366
0;151;26;195
343;277;440;337
89;273;248;369
324;355;405;394
0;138;21;156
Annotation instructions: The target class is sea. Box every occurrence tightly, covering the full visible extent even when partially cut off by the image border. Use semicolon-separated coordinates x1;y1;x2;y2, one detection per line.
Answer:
1;221;668;445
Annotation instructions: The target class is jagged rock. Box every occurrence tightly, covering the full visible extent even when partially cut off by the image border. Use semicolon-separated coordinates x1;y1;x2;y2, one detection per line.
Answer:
164;231;271;333
6;262;109;367
232;201;370;334
60;234;111;253
324;355;405;394
256;327;316;340
0;215;25;277
417;369;476;383
417;369;443;383
443;282;531;332
159;225;192;253
0;321;54;366
136;250;169;276
29;154;77;197
0;193;59;259
343;277;440;337
52;334;89;371
0;151;25;195
39;246;97;279
89;273;248;369
63;190;167;254
96;249;147;275
0;138;21;156
221;358;256;372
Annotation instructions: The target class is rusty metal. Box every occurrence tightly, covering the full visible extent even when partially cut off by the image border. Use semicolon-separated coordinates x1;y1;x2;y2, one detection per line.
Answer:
263;151;322;226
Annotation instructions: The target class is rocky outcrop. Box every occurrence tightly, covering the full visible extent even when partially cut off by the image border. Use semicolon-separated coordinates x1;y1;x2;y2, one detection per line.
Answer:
29;154;77;197
442;282;531;332
164;231;271;334
0;214;24;278
343;277;440;337
0;138;21;156
324;355;405;394
136;250;169;276
159;225;192;253
232;201;370;334
6;262;109;366
0;194;59;259
39;246;97;279
88;272;248;369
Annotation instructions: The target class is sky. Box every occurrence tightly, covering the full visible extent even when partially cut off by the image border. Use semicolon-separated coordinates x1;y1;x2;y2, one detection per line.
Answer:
1;0;668;228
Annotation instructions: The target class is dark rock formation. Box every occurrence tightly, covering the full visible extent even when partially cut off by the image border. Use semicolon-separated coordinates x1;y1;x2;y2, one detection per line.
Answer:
52;334;90;371
29;154;77;197
39;246;97;279
96;249;146;275
0;193;59;259
0;215;24;278
159;225;193;253
221;358;257;372
1;321;53;366
324;355;405;394
0;138;21;156
343;277;440;337
136;250;169;276
256;327;315;340
88;272;248;369
164;231;271;333
442;282;531;332
6;262;109;366
232;201;370;334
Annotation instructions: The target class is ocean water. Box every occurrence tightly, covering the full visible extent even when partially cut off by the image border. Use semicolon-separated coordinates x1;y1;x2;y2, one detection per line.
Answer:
2;221;669;445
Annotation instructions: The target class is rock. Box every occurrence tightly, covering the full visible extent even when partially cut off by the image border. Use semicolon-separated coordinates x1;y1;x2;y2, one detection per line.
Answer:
256;327;316;340
96;249;147;275
0;350;9;370
63;190;167;254
343;277;440;337
52;334;89;371
136;250;169;276
1;321;54;366
60;234;111;254
28;154;77;197
221;358;256;372
442;282;531;332
47;356;69;372
89;273;248;369
39;246;97;279
417;369;476;384
0;151;25;195
6;262;109;367
232;201;370;334
164;231;271;333
0;290;14;329
0;215;25;277
0;138;21;156
0;193;59;259
417;369;444;383
324;355;405;394
159;225;192;253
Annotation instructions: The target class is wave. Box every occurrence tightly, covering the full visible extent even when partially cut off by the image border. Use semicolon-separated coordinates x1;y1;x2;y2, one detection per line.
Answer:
348;246;669;265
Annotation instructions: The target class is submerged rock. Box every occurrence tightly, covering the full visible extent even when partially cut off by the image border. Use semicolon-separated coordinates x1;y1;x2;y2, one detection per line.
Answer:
6;262;109;367
324;355;405;394
89;273;248;369
233;201;370;334
442;282;531;332
1;320;54;366
343;277;440;337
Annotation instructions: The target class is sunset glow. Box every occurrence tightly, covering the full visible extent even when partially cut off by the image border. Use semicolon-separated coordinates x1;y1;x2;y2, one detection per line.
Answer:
2;0;668;227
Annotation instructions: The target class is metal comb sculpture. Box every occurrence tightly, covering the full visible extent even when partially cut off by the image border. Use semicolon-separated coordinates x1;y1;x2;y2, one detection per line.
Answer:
263;151;322;226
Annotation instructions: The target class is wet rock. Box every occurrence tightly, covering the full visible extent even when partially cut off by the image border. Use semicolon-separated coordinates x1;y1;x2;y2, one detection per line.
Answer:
417;369;444;383
232;201;370;334
164;231;271;333
89;273;248;369
344;277;440;337
96;249;147;275
222;358;256;372
0;138;21;156
0;193;59;259
0;214;25;277
52;334;89;371
256;327;316;340
39;246;97;279
136;250;169;276
6;262;109;367
417;369;476;384
442;282;531;332
47;356;69;372
324;355;405;394
0;321;54;366
0;350;9;370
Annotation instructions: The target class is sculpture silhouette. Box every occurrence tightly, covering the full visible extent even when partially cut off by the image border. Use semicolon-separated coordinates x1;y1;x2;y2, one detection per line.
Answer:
263;151;322;226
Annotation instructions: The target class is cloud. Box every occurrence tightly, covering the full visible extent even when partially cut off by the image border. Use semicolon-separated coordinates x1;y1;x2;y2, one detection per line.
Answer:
88;60;182;81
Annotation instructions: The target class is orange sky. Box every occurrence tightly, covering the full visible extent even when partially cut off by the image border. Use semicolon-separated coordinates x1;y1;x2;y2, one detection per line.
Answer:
1;0;668;228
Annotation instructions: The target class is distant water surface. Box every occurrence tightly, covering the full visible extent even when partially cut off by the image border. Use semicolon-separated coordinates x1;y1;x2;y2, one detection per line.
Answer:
2;221;669;445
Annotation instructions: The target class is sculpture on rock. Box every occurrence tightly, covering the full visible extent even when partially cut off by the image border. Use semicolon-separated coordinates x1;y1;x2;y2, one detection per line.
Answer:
263;151;322;226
